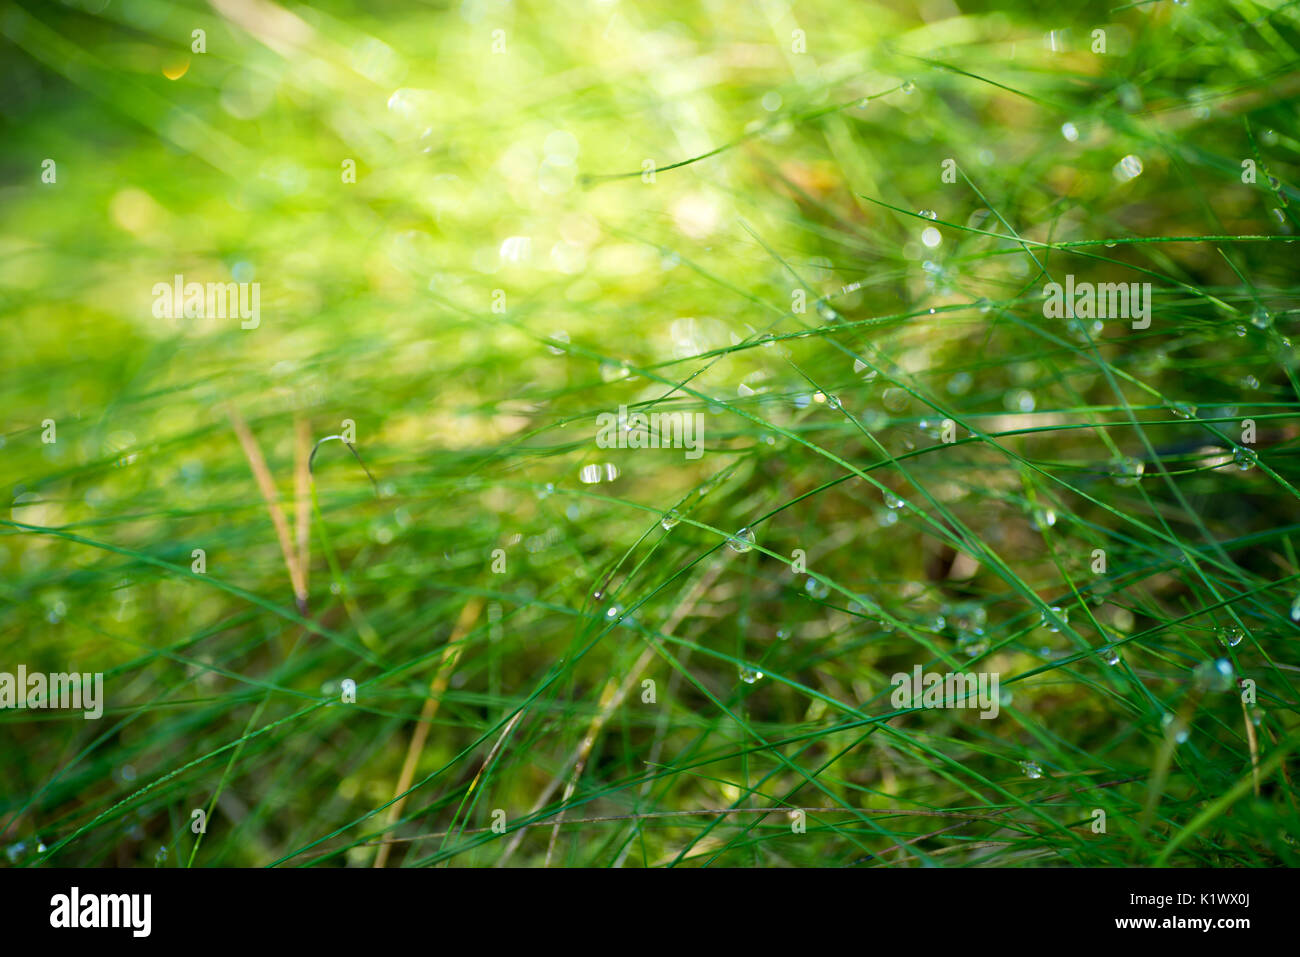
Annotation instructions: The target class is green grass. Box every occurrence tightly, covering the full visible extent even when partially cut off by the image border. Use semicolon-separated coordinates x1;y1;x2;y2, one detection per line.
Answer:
1;0;1299;867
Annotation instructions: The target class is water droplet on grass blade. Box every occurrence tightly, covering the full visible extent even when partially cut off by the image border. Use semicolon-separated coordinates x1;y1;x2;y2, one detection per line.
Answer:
1113;154;1144;182
1040;605;1068;632
660;509;680;530
805;577;829;599
1111;456;1144;486
738;666;764;684
1019;760;1043;779
727;527;756;553
546;331;570;355
1061;121;1079;142
1194;658;1235;692
816;300;840;322
1218;626;1244;648
1161;712;1189;744
600;361;629;382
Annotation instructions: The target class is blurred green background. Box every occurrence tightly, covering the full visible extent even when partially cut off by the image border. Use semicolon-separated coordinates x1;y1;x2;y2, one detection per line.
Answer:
2;0;1299;866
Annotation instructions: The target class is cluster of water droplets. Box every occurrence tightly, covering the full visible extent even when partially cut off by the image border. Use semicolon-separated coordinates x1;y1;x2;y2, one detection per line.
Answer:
946;602;989;656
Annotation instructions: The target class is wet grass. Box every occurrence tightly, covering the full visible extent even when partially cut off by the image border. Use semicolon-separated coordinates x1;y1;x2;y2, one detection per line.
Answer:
1;0;1299;867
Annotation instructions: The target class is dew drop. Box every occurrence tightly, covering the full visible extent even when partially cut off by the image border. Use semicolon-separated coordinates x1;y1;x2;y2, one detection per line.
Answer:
805;577;830;600
947;372;972;395
738;666;764;684
1289;593;1300;622
1161;712;1189;744
918;209;937;220
1251;305;1272;329
816;300;840;322
1005;389;1036;413
727;527;756;553
1100;645;1121;666
1060;121;1079;142
947;602;987;636
660;509;680;531
1170;402;1197;420
900;80;916;94
600;360;629;382
975;297;993;313
1218;626;1244;648
1031;507;1056;530
884;491;906;510
1112;154;1144;183
1111;456;1145;486
1234;447;1256;471
1019;760;1043;780
1040;605;1067;633
881;387;909;412
1194;657;1235;692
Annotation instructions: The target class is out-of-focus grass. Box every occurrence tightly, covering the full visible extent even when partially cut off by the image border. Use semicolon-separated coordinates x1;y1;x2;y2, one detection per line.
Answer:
1;0;1298;867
